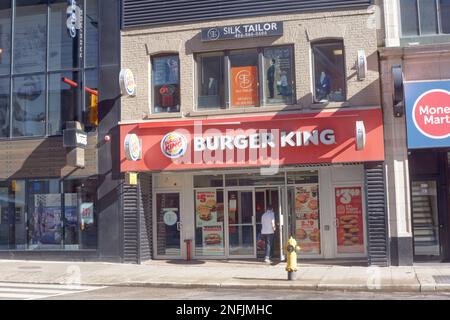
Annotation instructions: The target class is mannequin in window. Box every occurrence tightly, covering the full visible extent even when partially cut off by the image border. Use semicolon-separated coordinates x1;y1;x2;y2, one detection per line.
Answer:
207;77;218;96
316;71;331;102
267;59;276;99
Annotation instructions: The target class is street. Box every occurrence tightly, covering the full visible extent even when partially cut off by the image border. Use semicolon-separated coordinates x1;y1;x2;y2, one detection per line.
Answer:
39;286;450;300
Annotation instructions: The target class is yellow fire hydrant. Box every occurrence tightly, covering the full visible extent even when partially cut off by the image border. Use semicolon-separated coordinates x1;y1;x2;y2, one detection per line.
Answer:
285;236;301;280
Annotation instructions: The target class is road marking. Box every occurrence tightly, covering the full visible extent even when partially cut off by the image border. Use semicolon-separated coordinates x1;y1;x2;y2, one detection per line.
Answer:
0;282;105;300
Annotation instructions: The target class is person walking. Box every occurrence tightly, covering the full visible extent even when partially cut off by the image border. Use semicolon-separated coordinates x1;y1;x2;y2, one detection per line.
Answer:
261;204;276;263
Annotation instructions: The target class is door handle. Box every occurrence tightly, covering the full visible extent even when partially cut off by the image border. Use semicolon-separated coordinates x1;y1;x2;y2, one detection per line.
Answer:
176;222;182;231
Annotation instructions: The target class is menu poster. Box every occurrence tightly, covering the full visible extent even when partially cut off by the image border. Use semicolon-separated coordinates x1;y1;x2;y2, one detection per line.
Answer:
335;186;364;254
294;185;320;254
202;224;224;255
195;191;217;228
231;66;259;107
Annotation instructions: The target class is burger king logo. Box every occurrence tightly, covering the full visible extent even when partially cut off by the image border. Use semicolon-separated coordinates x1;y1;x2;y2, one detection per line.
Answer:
412;89;450;139
161;132;188;159
124;133;141;161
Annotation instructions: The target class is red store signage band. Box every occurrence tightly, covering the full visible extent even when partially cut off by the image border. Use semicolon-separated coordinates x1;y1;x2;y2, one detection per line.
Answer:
120;108;385;172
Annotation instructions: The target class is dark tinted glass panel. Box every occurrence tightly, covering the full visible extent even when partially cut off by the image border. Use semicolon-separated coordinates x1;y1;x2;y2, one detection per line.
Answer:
441;0;450;33
197;54;224;109
313;42;345;102
153;55;180;113
85;0;99;67
49;0;83;71
14;0;47;74
0;2;11;75
418;0;438;34
12;74;45;137
0;77;10;138
48;71;79;135
400;0;419;36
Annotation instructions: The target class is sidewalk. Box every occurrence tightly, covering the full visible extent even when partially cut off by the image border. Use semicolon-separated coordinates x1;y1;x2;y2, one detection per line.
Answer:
0;259;450;293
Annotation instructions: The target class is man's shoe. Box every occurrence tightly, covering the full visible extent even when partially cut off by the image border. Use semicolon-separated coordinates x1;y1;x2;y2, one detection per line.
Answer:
264;258;270;264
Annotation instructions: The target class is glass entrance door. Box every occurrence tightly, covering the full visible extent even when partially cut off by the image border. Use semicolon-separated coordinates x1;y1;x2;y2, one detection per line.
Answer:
227;189;256;257
411;180;442;258
155;192;181;257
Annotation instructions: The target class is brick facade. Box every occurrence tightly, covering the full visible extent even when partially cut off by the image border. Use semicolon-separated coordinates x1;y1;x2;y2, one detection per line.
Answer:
120;9;381;123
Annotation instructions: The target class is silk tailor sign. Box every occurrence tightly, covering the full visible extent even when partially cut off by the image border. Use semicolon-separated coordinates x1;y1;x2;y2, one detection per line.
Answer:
120;108;384;172
405;80;450;149
201;21;283;41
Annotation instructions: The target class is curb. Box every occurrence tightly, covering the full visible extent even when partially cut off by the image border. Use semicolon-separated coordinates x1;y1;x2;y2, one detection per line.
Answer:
1;279;447;294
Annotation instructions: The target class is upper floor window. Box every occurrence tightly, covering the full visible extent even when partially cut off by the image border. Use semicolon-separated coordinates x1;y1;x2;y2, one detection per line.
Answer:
152;54;180;113
0;0;99;139
400;0;450;37
195;45;295;110
312;41;346;103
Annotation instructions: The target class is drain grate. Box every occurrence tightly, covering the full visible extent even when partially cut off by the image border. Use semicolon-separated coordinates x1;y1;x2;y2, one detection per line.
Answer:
433;275;450;284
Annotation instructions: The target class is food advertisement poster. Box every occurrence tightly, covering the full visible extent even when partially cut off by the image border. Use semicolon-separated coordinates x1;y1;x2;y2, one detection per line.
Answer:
202;224;224;255
335;186;364;254
231;66;259;107
294;185;320;254
195;191;217;227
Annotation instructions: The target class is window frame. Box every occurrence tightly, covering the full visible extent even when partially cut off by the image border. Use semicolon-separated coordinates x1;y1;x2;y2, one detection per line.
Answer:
311;40;347;104
399;0;450;37
194;44;297;111
151;53;181;114
0;0;99;140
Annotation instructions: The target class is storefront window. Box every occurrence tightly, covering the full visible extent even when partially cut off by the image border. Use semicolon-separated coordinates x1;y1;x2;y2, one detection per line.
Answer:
0;178;97;251
194;190;225;256
1;0;99;138
0;77;10;138
12;74;46;137
287;171;319;185
312;41;346;103
0;2;11;76
194;175;224;188
152;55;180;113
225;173;285;186
63;178;97;250
27;179;63;249
0;181;26;250
197;53;224;109
263;46;294;105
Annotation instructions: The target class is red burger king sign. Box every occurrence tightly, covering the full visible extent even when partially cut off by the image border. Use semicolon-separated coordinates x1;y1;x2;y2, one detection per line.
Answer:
405;81;450;149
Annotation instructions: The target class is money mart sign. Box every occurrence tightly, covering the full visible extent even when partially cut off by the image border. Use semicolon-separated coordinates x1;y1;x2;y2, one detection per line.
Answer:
405;80;450;149
120;109;385;172
201;21;283;41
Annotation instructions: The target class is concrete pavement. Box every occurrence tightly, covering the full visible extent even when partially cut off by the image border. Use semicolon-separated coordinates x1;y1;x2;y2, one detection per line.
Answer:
0;259;450;293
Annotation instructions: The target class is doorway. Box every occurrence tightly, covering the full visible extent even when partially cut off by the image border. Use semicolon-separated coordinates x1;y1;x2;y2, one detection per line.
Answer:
154;192;182;258
411;179;444;260
255;188;282;260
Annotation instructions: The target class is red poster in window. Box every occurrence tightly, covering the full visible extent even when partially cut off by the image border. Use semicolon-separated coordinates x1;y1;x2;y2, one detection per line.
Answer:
231;66;259;107
335;187;364;254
